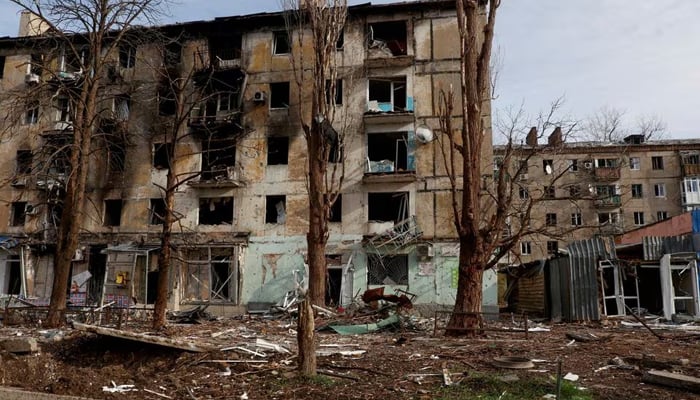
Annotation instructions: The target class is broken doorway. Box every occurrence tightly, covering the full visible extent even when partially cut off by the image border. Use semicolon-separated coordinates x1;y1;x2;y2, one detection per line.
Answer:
1;255;22;295
598;259;640;316
182;246;239;304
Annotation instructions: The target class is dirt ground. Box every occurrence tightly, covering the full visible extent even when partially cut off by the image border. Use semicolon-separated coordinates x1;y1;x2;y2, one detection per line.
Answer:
0;309;699;400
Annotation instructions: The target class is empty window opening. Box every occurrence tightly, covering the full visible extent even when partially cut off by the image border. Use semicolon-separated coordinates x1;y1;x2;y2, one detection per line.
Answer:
56;97;71;122
149;198;166;225
16;150;32;174
107;138;126;172
198;197;234;225
367;21;407;56
651;156;664;170
119;43;136;68
209;35;242;65
368;254;408;285
368;192;409;223
598;212;619;225
25;101;39;125
326;266;342;306
325;79;343;105
368;77;408;112
273;31;290;54
269;82;290;109
267;136;289;165
153;142;172;169
2;255;21;295
328;194;342;223
183;247;237;303
265;195;286;224
545;213;557;226
367;131;412;173
104;199;123;226
158;81;176;116
336;29;345;50
520;241;531;255
43;136;71;175
547;241;559;254
10;202;27;227
164;41;182;66
518;187;529;200
28;53;43;75
61;47;88;73
201;138;236;180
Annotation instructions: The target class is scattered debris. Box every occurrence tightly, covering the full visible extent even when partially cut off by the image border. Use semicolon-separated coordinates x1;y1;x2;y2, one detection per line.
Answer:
102;382;138;393
143;388;173;399
0;337;38;353
642;370;700;393
168;305;213;324
566;332;606;342
73;322;214;352
492;356;535;369
563;372;579;382
442;363;453;386
255;338;291;354
328;314;400;335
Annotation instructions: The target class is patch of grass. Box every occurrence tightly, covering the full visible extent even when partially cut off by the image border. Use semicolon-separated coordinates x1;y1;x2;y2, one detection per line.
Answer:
435;373;592;400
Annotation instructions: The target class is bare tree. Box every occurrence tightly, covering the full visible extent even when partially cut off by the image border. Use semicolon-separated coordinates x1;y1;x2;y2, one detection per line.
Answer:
7;0;166;327
283;0;347;376
584;105;666;142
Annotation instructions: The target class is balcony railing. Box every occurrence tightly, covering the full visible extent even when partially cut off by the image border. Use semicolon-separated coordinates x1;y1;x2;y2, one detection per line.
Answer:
594;166;621;181
594;195;621;208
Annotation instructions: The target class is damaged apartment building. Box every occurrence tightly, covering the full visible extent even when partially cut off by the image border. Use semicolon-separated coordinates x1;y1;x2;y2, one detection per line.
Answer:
0;1;499;315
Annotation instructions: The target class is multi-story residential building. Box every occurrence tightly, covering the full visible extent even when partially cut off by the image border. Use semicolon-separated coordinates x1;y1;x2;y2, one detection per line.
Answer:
0;1;499;314
495;131;700;313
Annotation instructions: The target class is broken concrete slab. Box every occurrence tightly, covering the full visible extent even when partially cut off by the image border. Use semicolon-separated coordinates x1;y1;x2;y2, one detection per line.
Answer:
642;370;700;393
1;337;38;353
0;387;96;400
72;322;214;352
328;314;400;335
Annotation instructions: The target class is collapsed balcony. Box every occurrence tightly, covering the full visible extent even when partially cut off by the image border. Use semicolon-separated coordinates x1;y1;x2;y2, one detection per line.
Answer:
188;138;244;188
189;70;246;135
193;34;243;72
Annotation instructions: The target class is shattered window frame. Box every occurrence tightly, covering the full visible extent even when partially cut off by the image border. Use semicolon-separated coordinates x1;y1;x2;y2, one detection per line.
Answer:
10;201;27;227
198;197;234;226
367;253;408;286
265;195;286;224
103;199;123;227
272;31;290;55
182;246;238;304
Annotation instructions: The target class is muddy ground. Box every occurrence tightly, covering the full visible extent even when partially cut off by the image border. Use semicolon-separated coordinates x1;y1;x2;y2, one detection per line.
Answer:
0;310;699;400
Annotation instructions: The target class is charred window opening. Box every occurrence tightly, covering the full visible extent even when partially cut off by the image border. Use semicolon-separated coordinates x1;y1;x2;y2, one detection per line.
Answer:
328;137;342;163
325;79;343;105
113;94;130;121
28;53;43;75
149;198;166;225
183;247;237;303
43;136;72;175
104;199;123;226
368;192;409;223
201;138;236;180
2;255;21;295
210;35;242;65
198;197;234;225
265;195;286;224
158;81;176;116
273;31;290;54
10;202;27;227
368;254;408;285
107;137;127;172
153;142;172;169
267;136;289;165
368;78;408;112
269;82;290;109
336;29;345;50
368;21;407;56
61;47;88;73
25;101;39;125
327;194;342;223
16;150;32;174
164;41;182;66
547;241;559;254
119;43;136;68
598;212;619;225
366;132;412;173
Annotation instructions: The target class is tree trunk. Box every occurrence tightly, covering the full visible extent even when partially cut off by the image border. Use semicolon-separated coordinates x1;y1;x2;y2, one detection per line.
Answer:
297;297;316;376
306;124;328;306
152;185;175;329
446;236;484;336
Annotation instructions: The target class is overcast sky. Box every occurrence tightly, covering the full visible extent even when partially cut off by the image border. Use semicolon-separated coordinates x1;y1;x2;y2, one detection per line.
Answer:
0;0;697;139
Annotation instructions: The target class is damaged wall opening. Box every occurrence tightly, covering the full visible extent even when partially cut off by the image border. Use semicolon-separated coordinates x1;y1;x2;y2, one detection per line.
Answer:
1;255;22;295
198;197;233;225
265;195;286;224
328;194;342;223
10;201;27;227
326;254;343;306
104;199;123;226
183;246;239;303
366;131;413;173
368;253;408;285
153;142;173;169
16;150;32;175
325;79;343;106
107;136;127;172
273;31;290;55
149;198;166;225
267;136;289;165
367;20;407;56
368;77;408;112
368;192;409;223
269;82;290;109
201;138;236;180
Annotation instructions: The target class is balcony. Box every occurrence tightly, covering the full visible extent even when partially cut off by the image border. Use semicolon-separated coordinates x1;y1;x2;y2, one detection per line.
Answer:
594;166;621;181
188;166;245;189
366;216;422;256
594;195;621;209
682;164;700;176
598;223;624;235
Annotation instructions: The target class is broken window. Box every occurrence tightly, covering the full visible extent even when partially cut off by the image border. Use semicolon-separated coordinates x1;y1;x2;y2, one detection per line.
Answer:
630;157;641;170
267;136;289;165
201;138;236;180
153;142;172;169
42;135;71;175
366;131;413;173
106;135;127;172
368;254;408;285
119;43;136;68
542;159;553;174
368;192;409;223
327;194;342;223
198;197;234;225
568;159;578;172
209;35;242;67
273;31;290;54
598;212;619;225
59;47;87;74
325;79;343;105
16;150;32;174
269;82;290;109
546;241;559;254
104;199;123;226
158;81;176;116
368;77;409;112
55;97;71;122
545;213;557;226
163;41;182;66
10;202;27;227
367;21;407;56
25;101;39;125
336;29;344;50
265;195;286;224
149;198;166;225
183;247;238;303
1;255;21;295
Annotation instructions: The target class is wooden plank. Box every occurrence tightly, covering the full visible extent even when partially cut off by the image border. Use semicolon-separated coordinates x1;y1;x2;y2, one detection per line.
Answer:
72;322;213;352
642;370;700;393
